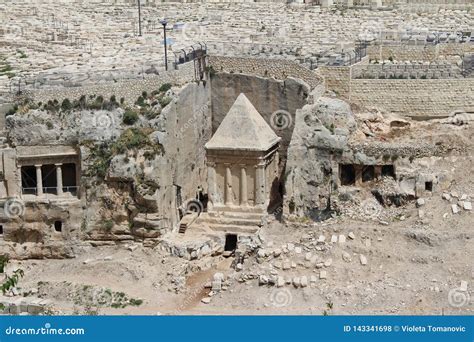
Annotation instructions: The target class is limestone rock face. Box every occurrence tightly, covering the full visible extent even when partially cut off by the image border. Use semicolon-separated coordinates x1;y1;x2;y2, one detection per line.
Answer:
2;82;211;258
284;93;357;218
6;108;124;146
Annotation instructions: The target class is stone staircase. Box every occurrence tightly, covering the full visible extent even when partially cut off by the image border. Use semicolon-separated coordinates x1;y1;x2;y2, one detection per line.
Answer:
196;210;263;234
178;212;199;234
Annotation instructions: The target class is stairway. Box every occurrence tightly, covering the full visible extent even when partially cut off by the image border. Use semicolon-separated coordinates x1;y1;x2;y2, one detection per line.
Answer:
178;212;199;234
197;210;264;234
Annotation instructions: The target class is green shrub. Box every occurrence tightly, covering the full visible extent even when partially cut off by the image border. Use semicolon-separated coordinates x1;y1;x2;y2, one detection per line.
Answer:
5;104;18;116
87;142;113;178
159;83;172;93
61;98;72;111
129;298;143;306
123;109;139;125
115;128;148;151
135;96;146;107
89;95;104;110
102;220;114;232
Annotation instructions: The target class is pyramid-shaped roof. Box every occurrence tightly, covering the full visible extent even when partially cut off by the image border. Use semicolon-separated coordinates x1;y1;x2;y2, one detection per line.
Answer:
205;93;281;152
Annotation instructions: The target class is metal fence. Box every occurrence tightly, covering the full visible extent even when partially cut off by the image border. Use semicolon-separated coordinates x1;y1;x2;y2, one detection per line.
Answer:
22;186;78;196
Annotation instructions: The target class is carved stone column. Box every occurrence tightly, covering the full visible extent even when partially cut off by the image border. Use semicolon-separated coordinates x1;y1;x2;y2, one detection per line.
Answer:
55;163;63;195
35;165;43;196
240;165;248;206
255;161;266;207
224;164;232;206
207;161;218;208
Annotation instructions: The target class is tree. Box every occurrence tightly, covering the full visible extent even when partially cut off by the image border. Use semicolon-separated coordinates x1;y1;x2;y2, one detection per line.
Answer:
0;256;24;310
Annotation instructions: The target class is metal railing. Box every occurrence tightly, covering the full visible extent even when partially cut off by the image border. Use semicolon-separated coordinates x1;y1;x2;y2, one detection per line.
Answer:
173;42;207;68
22;186;78;197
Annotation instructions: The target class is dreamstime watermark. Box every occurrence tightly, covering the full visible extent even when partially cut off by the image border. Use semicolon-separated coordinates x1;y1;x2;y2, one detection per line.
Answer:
4;198;25;219
181;23;206;41
269;288;292;308
448;286;471;308
270;110;293;131
185;199;204;215
5;322;85;336
177;103;209;139
92;112;115;129
171;281;208;315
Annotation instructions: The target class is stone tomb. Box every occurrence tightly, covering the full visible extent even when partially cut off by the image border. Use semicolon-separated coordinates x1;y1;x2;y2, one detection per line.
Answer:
199;93;281;234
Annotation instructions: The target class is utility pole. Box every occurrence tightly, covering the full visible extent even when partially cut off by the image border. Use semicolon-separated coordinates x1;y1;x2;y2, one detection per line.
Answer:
160;19;168;71
137;0;142;36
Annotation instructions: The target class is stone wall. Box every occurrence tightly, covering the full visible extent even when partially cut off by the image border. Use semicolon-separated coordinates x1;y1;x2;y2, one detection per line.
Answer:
208;56;322;89
319;47;474;116
367;43;474;62
317;65;352;99
352;62;462;79
28;61;196;104
350;79;474;117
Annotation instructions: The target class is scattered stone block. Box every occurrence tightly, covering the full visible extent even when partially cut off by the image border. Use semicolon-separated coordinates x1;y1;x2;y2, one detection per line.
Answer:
292;277;301;288
460;280;468;292
342;251;351;262
442;193;451;201
300;276;308;287
287;243;295;251
318;235;326;243
295;246;302;254
331;235;338;243
305;252;312;261
273;248;282;257
201;297;211;304
360;254;367;265
416;198;425;207
348;232;355;240
463;202;472;211
259;275;269;286
214;273;224;281
324;258;333;267
212;280;222;292
277;276;285;287
127;244;138;252
338;235;346;244
418;209;425;219
452;204;460;214
319;270;327;279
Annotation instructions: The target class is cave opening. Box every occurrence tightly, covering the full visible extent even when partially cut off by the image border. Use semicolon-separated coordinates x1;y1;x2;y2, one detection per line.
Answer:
224;234;238;252
339;164;355;185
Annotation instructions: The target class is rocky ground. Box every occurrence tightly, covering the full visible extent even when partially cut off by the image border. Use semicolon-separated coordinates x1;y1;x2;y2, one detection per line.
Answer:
1;79;472;316
4;152;472;315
